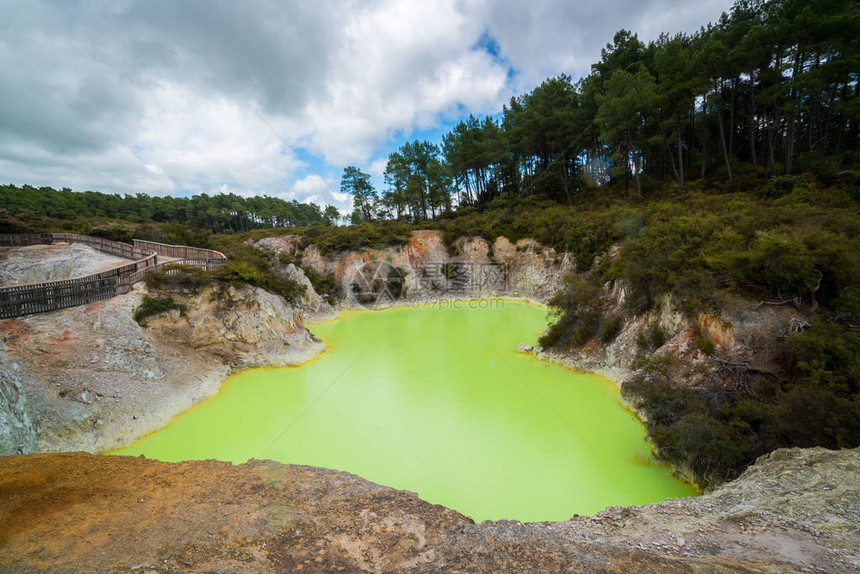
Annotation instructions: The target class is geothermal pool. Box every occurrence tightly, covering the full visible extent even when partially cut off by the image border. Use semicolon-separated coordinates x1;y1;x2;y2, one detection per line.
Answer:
114;300;695;521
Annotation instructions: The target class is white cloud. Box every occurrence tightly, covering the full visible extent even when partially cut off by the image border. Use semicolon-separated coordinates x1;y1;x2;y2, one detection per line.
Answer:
368;159;388;179
135;83;300;197
290;174;349;211
0;139;174;196
472;0;733;89
299;0;510;165
0;0;735;205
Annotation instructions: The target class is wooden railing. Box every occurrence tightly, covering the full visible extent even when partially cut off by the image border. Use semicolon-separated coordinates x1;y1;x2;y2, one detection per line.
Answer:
132;239;225;262
127;239;226;285
0;234;227;319
1;233;149;260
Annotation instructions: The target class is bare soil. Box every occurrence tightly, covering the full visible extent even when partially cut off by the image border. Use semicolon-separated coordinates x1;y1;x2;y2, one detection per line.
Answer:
0;243;130;286
1;448;858;573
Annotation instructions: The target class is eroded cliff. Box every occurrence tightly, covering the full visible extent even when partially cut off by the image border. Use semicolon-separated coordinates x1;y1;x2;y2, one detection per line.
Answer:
255;229;573;305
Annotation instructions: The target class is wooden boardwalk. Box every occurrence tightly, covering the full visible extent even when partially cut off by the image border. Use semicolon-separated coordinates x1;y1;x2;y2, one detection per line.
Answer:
0;234;226;319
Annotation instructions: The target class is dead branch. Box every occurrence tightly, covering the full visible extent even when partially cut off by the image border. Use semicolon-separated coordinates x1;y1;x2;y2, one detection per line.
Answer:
824;310;852;323
711;355;753;394
751;296;802;310
810;269;823;312
779;316;811;338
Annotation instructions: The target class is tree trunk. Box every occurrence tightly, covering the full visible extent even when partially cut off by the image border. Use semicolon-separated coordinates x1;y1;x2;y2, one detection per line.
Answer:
629;133;642;198
729;76;737;160
419;182;428;221
749;68;758;169
784;50;803;175
767;100;778;172
633;154;642;198
701;102;708;179
689;101;696;175
676;116;684;189
717;89;733;184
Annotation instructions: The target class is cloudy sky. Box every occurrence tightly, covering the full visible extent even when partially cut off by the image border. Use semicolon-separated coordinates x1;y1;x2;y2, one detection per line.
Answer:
0;0;734;211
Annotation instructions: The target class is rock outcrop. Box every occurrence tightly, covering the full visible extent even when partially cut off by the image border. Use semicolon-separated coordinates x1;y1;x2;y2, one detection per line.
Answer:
533;279;806;389
0;349;37;456
265;230;799;402
1;447;857;572
255;230;572;306
0;280;324;454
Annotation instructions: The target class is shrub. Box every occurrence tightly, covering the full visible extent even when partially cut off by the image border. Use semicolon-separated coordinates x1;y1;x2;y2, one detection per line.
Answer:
758;175;811;199
660;413;753;487
692;323;716;356
599;316;624;343
693;334;716;356
636;323;666;351
565;220;617;271
143;264;212;293
746;232;818;299
302;265;340;300
539;274;603;348
203;239;308;305
217;263;306;304
133;295;186;326
297;220;413;255
89;221;136;243
771;387;860;449
784;320;860;396
621;371;704;428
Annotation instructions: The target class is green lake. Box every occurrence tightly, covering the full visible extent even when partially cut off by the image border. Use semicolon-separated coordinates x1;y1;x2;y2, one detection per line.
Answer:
113;300;696;521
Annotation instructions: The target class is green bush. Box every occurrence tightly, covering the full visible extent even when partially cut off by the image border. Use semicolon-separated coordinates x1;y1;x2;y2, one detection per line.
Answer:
217;263;306;304
599;316;624;343
758;175;811;199
622;317;860;488
636;323;666;351
204;238;308;305
693;334;715;356
785;320;860;396
539;274;603;348
659;413;753;487
770;387;860;449
745;232;817;298
89;221;136;243
133;295;186;326
219;262;267;286
302;265;340;300
143;264;212;293
297;220;413;255
692;324;716;356
622;372;704;428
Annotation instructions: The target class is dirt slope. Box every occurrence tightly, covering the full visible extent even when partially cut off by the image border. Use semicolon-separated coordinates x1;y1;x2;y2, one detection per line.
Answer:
1;447;857;573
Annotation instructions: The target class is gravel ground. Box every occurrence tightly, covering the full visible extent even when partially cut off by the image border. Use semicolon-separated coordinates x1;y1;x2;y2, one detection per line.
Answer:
0;243;130;286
